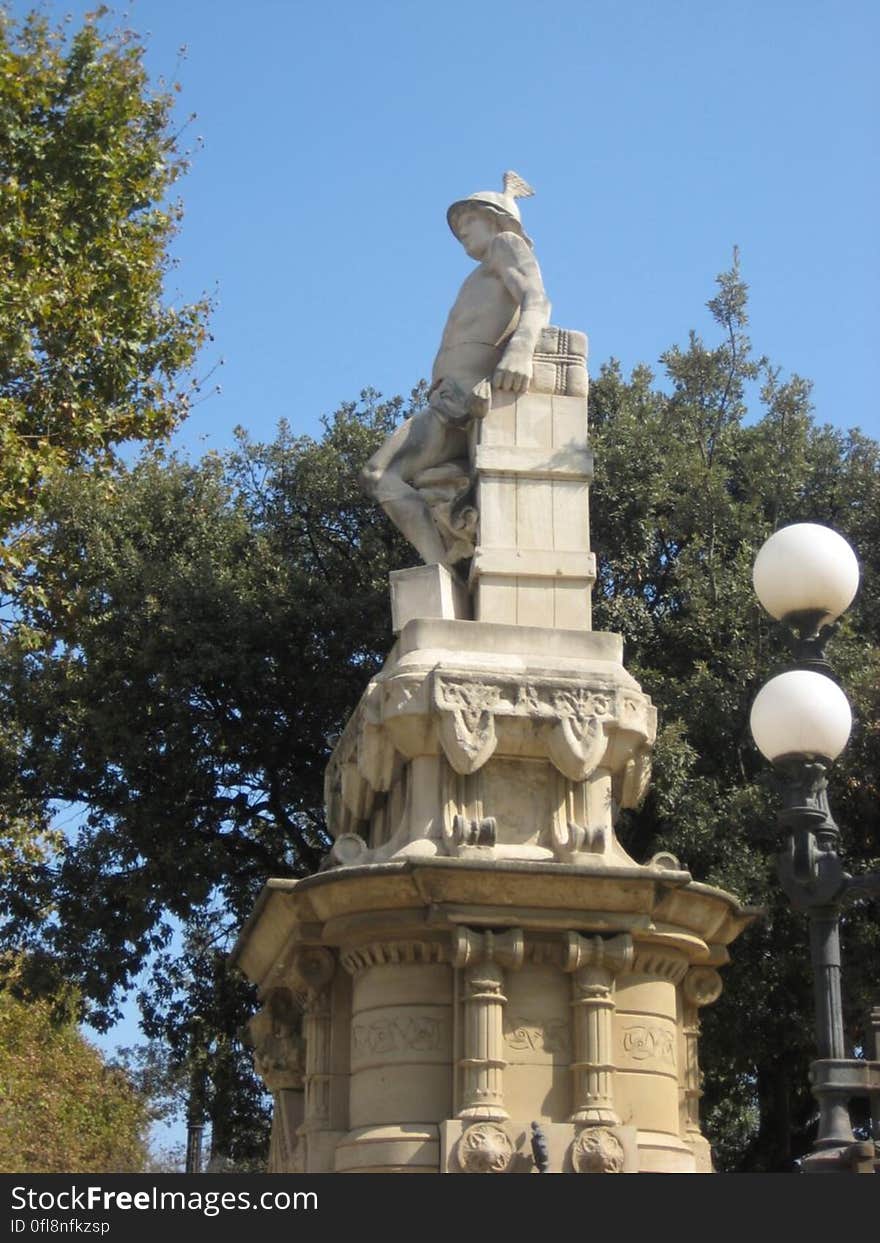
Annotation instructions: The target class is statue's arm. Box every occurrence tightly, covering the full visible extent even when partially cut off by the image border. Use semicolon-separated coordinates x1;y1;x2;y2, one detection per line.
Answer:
490;232;551;393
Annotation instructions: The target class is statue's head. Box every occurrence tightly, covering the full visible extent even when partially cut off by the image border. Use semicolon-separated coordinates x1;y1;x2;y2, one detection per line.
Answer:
447;170;535;251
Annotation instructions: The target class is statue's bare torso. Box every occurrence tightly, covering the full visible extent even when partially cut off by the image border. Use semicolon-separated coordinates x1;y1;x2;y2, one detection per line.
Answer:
432;233;532;392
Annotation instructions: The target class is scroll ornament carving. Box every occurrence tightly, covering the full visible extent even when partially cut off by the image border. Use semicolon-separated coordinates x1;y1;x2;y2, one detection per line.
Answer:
683;966;724;1008
505;1017;570;1056
352;1015;447;1057
572;1127;625;1174
457;1124;514;1174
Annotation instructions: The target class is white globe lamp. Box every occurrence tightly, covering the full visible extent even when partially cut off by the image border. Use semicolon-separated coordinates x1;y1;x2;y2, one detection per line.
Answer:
753;524;859;627
749;670;852;763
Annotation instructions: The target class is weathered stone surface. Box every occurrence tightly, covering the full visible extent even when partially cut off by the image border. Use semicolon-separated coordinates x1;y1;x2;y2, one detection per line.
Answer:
231;863;757;1173
323;620;654;868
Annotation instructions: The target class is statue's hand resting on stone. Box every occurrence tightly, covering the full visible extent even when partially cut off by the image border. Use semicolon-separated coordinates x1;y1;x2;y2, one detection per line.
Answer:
494;345;534;394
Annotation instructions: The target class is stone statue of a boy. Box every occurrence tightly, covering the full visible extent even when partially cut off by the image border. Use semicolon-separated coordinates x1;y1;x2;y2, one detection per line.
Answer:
361;172;551;567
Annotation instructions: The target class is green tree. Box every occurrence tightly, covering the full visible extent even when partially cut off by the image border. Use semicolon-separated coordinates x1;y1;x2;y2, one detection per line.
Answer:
0;960;149;1172
589;257;880;1170
2;263;877;1170
0;2;209;915
0;5;209;566
2;389;419;1162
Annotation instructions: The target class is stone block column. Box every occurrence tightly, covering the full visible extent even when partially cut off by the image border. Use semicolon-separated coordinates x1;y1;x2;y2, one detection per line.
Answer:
471;327;596;631
334;939;452;1172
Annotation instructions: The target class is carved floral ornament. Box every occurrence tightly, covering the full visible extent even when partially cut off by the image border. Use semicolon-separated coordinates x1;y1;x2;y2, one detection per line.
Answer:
325;672;656;829
572;1127;625;1174
457;1123;515;1174
432;674;655;782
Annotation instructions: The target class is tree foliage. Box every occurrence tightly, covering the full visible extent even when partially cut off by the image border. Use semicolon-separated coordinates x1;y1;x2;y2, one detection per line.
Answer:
0;959;149;1172
0;2;209;928
1;256;877;1171
588;256;880;1170
0;5;209;558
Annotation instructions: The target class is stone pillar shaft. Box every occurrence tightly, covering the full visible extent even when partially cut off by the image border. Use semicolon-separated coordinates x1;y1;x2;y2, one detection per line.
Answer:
460;961;508;1118
453;928;524;1121
570;970;618;1124
564;932;633;1126
302;993;332;1130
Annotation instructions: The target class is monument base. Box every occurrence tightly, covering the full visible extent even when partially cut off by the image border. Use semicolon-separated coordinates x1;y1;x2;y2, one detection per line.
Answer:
233;857;756;1174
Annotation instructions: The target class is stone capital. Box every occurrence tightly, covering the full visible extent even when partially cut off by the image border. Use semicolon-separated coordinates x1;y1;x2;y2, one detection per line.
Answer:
563;931;633;982
452;927;525;972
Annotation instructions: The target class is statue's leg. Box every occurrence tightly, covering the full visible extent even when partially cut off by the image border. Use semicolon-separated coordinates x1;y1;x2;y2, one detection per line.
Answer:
361;412;466;565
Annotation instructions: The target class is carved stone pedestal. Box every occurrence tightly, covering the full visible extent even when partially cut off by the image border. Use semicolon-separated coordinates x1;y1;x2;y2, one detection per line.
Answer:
232;323;757;1173
234;855;755;1173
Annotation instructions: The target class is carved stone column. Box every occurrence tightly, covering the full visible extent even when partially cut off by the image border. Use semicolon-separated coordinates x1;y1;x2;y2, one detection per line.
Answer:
681;966;723;1169
288;947;336;1137
453;928;524;1120
564;932;633;1125
248;987;306;1173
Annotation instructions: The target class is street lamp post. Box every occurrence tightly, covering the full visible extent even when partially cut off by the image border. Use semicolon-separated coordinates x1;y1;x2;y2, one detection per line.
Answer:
749;523;880;1173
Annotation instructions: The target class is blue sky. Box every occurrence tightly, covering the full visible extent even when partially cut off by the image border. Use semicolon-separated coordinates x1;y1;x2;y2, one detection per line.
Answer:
11;0;879;453
8;0;879;1157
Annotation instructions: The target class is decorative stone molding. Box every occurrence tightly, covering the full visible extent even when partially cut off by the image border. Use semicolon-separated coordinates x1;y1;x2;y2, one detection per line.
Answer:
564;932;634;1125
288;946;335;1006
456;1123;515;1174
453;928;524;1120
619;746;652;809
249;988;304;1093
440;766;493;856
681;966;724;1154
434;678;500;774
571;1126;625;1174
550;769;609;860
683;967;724;1009
429;675;655;785
340;940;450;975
631;945;689;984
531;326;588;398
544;688;609;780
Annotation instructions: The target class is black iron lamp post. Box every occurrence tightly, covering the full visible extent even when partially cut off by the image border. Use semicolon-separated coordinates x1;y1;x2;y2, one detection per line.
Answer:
749;523;880;1173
